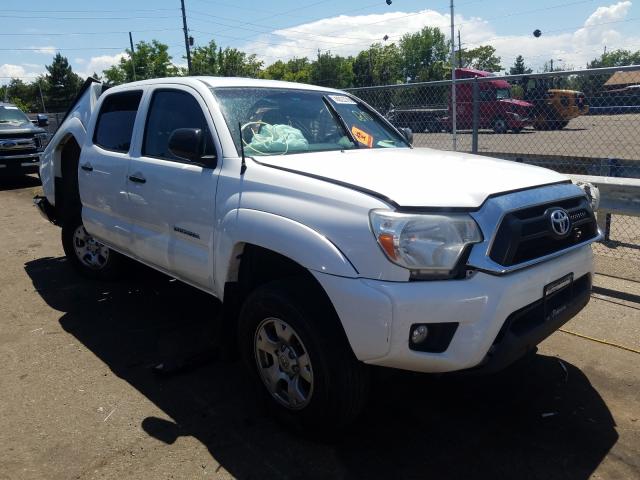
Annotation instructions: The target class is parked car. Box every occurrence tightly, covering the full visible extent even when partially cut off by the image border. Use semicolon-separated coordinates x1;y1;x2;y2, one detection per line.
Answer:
0;102;48;176
35;77;601;433
441;68;533;133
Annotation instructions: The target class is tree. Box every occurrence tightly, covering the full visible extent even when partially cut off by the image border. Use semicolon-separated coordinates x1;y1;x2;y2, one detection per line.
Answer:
352;42;403;87
587;49;640;68
261;57;313;83
191;40;219;76
509;55;532;75
217;47;263;77
2;78;39;112
44;53;83;111
309;51;354;88
399;27;449;82
103;40;182;85
461;45;502;72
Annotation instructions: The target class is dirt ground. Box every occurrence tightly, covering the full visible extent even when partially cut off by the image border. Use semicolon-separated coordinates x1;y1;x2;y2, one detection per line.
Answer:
0;175;638;480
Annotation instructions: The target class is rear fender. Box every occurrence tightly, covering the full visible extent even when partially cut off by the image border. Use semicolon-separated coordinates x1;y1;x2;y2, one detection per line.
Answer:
40;78;103;203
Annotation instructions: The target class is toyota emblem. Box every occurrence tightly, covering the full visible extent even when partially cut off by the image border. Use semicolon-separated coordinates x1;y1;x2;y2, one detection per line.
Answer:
549;208;571;237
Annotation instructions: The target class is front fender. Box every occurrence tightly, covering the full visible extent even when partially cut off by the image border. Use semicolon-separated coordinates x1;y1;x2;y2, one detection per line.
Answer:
214;208;358;297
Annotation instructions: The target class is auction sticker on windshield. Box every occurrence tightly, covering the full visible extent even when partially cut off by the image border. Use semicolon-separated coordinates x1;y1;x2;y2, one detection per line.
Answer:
351;126;373;147
328;95;356;105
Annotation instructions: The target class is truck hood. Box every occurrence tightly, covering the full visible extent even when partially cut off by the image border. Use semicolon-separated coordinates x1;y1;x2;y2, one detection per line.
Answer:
257;147;568;208
500;98;533;109
0;121;44;135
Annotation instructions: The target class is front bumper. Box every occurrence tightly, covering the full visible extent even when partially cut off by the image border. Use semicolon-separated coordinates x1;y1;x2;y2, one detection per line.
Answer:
0;152;40;174
313;244;593;374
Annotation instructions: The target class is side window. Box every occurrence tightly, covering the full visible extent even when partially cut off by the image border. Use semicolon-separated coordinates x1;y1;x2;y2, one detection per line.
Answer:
143;89;215;163
93;91;142;153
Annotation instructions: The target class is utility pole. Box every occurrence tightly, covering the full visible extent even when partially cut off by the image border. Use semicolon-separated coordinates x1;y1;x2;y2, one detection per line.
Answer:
450;0;457;151
129;32;137;81
38;80;46;113
181;0;192;75
458;30;462;68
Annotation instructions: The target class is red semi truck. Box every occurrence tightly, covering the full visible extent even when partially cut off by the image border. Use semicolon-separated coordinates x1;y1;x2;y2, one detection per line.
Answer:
442;68;533;134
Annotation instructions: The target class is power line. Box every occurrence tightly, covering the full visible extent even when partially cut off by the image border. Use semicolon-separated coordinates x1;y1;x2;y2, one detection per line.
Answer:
0;28;182;37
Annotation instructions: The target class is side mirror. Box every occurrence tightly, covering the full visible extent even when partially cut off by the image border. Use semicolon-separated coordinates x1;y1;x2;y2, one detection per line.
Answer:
37;114;49;127
168;128;205;162
400;127;413;145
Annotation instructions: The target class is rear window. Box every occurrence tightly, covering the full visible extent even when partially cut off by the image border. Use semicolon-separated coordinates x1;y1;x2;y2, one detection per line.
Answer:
93;91;142;153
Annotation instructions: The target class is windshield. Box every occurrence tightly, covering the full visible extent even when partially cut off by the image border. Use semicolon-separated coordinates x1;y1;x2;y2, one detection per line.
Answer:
212;87;409;156
0;105;30;124
496;88;511;100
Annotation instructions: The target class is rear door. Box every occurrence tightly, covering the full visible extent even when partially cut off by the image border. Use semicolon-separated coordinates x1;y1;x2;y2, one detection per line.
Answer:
126;85;219;291
79;90;143;253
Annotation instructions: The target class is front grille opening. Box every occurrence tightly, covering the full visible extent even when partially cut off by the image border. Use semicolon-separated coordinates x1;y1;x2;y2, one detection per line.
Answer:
490;196;598;267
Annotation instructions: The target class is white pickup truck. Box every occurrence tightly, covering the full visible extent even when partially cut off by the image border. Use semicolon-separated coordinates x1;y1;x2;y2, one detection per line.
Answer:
35;77;601;431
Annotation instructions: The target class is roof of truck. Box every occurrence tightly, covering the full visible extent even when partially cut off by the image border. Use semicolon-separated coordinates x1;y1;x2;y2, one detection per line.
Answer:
108;76;344;94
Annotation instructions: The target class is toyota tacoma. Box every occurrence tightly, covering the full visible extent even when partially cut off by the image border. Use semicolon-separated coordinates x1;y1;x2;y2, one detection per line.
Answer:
34;77;601;432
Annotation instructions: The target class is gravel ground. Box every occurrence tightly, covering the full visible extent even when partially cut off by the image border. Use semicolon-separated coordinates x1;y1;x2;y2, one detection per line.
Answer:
414;114;640;161
0;175;638;480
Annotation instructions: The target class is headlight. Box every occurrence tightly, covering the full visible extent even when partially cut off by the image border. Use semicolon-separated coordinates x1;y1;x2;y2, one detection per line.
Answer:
369;210;483;279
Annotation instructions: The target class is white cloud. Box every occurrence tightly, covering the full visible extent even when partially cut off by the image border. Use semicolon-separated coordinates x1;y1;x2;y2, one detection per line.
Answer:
0;63;45;85
242;1;640;72
76;52;127;78
29;46;57;55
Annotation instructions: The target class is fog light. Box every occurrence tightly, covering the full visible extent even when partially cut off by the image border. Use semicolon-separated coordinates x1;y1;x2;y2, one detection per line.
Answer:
410;325;429;344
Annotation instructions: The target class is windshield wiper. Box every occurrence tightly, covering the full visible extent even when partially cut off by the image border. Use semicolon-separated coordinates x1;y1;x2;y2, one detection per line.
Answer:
322;96;359;148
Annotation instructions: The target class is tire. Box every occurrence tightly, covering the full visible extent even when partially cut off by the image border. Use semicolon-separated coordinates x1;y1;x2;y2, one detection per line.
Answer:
61;216;123;280
492;117;508;134
238;278;370;435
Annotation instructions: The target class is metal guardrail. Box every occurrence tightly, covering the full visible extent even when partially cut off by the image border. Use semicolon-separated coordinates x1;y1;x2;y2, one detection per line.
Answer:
570;175;640;262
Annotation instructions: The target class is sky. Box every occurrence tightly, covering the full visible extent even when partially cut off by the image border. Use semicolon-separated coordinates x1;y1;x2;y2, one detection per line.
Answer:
1;0;639;85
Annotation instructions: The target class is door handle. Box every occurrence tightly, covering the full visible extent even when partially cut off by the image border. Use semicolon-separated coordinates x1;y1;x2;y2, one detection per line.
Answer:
80;162;93;172
128;174;146;184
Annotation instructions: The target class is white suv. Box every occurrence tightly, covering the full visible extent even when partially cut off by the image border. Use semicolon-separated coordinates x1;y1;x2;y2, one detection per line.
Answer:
35;77;600;431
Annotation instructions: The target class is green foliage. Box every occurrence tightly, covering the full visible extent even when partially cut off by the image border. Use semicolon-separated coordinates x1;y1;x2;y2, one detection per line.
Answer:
45;53;84;111
261;58;312;83
352;43;403;87
399;27;449;82
191;40;219;76
217;47;263;77
587;49;640;68
309;51;354;89
509;55;532;75
103;40;183;85
461;45;502;72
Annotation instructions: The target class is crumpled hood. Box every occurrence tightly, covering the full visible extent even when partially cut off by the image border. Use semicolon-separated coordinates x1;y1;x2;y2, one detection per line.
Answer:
257;147;568;208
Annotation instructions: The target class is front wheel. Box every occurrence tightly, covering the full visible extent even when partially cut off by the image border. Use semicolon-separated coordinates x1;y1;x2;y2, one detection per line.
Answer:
61;217;123;280
492;117;508;134
238;278;370;435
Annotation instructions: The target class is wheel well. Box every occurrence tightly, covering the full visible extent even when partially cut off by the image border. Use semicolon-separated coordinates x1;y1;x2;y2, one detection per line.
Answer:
235;244;316;301
55;136;81;223
222;244;352;354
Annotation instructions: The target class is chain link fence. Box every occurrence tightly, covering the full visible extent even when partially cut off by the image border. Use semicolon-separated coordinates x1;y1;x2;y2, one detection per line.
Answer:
348;65;640;263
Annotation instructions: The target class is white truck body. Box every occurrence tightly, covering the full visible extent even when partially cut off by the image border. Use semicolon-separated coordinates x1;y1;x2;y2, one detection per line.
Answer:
36;76;601;428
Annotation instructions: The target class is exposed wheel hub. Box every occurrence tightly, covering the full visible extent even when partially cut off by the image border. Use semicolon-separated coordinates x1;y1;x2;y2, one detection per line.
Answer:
72;225;110;270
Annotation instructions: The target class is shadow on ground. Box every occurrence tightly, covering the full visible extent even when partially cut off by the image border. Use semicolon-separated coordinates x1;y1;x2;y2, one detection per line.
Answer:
0;174;40;192
25;256;618;480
